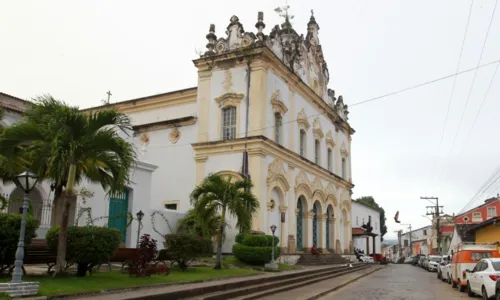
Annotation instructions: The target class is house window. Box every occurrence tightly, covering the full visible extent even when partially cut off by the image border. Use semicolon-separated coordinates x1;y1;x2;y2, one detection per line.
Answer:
423;230;427;236
327;149;332;172
404;240;408;247
362;218;365;224
473;212;482;219
299;130;306;156
488;207;496;218
356;216;359;225
341;158;346;179
315;140;320;164
164;203;177;210
222;106;236;140
274;112;282;145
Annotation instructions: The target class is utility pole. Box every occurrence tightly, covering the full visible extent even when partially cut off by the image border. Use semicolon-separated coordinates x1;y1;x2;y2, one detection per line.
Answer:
394;230;403;258
421;196;444;254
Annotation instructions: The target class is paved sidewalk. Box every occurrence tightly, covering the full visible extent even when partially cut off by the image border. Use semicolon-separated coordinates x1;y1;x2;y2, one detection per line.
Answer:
59;265;336;300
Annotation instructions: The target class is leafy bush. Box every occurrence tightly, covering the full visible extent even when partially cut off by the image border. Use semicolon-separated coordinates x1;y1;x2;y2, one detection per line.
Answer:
0;213;39;275
232;243;280;265
164;234;213;271
235;233;245;244
46;226;121;277
129;234;158;277
240;235;279;247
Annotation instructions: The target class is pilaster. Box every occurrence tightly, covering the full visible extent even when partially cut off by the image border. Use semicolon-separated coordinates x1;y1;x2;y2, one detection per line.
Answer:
248;60;268;136
197;69;212;142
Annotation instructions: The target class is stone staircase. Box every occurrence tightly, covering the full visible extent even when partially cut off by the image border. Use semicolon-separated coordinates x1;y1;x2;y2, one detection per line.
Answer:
297;253;351;265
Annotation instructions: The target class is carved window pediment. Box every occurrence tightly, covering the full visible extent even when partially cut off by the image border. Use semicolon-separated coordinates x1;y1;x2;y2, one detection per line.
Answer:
312;117;324;139
325;130;335;149
297;108;310;130
215;92;244;108
340;142;349;157
270;89;288;115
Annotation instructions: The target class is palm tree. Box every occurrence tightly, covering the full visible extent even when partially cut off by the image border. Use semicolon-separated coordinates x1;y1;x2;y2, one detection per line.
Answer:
190;174;259;269
0;95;137;274
177;208;224;239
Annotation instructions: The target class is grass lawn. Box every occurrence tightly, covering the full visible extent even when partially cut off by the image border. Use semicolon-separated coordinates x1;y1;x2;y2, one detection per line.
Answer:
200;256;296;271
0;267;258;297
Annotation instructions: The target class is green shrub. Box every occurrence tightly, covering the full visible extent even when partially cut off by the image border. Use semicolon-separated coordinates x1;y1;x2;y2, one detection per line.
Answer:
232;243;280;265
235;233;245;244
0;212;39;274
46;226;121;276
164;234;213;271
241;235;279;247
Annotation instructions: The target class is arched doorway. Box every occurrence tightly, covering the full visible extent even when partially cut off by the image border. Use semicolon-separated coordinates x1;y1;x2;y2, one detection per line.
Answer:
326;205;333;250
296;196;307;250
8;187;43;222
312;201;321;247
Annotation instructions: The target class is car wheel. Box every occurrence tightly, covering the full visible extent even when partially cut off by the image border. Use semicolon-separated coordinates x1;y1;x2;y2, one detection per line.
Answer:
467;282;474;297
495;288;500;300
482;286;488;300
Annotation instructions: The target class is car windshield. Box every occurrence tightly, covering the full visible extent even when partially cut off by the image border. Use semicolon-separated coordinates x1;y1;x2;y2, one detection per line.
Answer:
471;252;492;261
492;261;500;271
430;257;441;262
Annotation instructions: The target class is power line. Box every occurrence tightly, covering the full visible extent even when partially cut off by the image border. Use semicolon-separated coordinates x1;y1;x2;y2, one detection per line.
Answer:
144;58;500;150
459;164;500;213
435;0;498;188
427;0;475;187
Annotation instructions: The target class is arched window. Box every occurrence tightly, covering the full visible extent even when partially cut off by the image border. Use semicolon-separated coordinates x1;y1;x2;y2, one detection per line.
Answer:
299;129;306;156
327;148;333;172
315;139;320;164
342;157;346;179
222;107;236;140
274;112;282;145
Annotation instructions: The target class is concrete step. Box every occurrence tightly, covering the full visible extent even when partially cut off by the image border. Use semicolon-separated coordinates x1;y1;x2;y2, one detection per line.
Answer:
233;265;372;300
189;264;368;300
297;254;350;265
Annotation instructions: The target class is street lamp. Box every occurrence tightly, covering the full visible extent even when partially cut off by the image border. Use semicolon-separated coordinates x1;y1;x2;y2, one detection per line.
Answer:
136;210;144;248
11;171;39;283
265;224;279;271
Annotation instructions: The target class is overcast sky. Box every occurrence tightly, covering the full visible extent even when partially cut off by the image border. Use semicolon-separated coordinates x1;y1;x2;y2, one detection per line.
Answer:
1;0;499;239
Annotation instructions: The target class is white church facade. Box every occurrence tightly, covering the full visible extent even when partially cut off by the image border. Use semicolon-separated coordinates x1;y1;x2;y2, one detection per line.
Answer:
1;10;355;254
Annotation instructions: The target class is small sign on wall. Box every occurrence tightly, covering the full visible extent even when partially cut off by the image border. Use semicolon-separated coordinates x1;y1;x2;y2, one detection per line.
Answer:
281;213;285;223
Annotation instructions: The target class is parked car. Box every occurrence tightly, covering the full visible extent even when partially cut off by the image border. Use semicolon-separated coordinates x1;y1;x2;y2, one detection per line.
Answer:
427;255;441;272
437;255;451;281
422;256;430;269
450;243;500;292
360;255;374;263
419;256;426;268
412;255;421;266
495;276;500;299
465;258;500;299
370;253;385;264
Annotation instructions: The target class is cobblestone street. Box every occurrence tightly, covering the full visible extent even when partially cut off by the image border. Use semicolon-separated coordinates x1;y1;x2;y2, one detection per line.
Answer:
320;264;472;300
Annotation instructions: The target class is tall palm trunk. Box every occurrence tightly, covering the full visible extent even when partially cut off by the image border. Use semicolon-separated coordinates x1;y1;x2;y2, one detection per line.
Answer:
51;185;63;227
214;206;226;270
54;164;76;275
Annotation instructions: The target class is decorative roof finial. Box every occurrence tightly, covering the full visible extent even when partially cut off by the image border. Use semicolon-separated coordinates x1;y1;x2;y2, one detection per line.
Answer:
308;8;318;28
255;11;266;41
275;5;294;31
204;24;217;55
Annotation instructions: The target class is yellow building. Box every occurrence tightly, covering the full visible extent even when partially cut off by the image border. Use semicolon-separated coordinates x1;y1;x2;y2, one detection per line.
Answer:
469;216;500;244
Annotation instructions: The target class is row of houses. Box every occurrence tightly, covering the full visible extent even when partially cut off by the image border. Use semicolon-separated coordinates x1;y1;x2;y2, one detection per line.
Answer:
383;196;500;261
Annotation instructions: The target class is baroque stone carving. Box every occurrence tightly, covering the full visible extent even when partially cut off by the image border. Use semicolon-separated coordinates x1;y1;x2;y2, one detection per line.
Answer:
139;133;150;145
295;170;310;188
325;130;335;149
340;142;349;157
214;92;244;108
297;108;310;130
270;89;288;115
312;117;324;139
223;70;233;93
168;127;180;144
311;177;324;194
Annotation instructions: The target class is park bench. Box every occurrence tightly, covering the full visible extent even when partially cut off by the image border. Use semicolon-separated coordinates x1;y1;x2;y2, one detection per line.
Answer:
154;249;179;268
98;248;139;272
23;239;57;274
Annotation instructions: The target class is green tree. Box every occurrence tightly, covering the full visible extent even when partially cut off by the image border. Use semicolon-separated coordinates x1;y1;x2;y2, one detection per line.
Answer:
0;96;137;274
190;174;259;269
177;208;223;239
355;196;387;241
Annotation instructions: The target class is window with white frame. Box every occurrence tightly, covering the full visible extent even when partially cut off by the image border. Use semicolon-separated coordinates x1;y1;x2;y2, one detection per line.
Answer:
473;212;482;220
300;129;306;156
274;112;282;145
327;148;332;172
488;207;496;218
341;158;346;179
315;140;320;164
356;216;359;225
222;106;236;140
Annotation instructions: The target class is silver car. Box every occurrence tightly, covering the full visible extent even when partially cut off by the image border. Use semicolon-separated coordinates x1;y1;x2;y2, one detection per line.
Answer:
427;255;441;272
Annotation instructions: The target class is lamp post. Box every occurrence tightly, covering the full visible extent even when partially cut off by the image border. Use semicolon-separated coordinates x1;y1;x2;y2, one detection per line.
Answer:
11;171;39;283
136;210;144;248
265;224;279;271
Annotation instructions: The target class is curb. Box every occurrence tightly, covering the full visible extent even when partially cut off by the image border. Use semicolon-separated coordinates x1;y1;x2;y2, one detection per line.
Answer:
304;266;385;300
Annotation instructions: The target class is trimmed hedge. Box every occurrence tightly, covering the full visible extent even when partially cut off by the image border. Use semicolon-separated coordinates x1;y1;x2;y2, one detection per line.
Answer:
0;212;39;274
235;233;245;244
232;244;280;265
164;234;213;271
46;226;121;276
241;234;279;247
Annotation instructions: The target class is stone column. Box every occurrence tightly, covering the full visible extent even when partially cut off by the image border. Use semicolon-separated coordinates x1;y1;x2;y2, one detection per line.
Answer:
366;237;370;255
372;236;376;256
318;215;326;249
330;217;336;252
304;212;313;250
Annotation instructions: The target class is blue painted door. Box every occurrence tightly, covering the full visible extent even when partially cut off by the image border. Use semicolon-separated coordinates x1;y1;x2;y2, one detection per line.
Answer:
313;205;318;247
108;190;129;243
296;200;303;250
326;211;330;249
